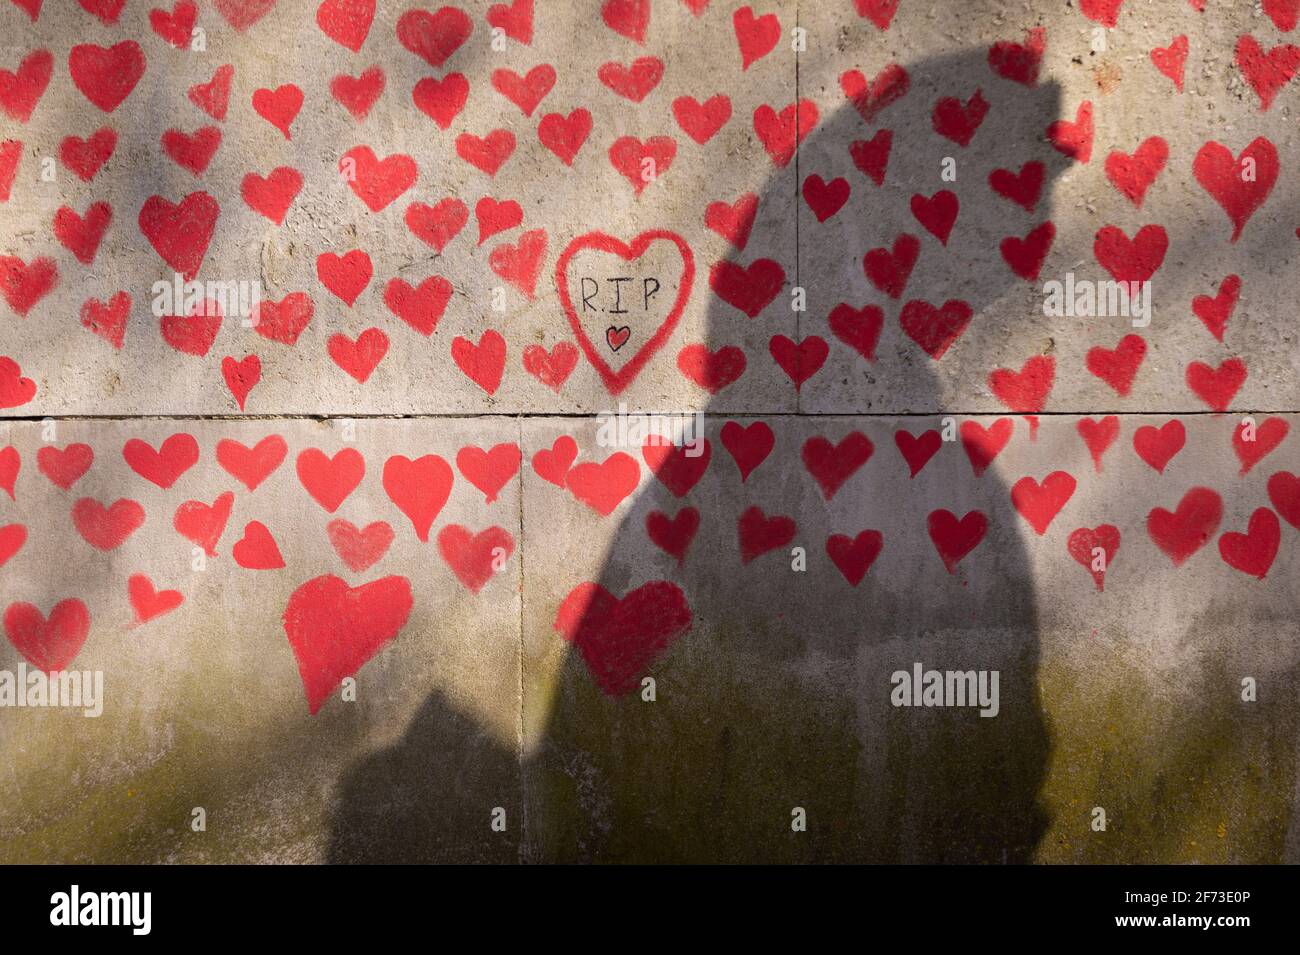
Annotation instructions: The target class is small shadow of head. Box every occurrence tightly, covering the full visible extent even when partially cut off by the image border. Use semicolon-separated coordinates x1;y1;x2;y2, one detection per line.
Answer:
330;47;1068;864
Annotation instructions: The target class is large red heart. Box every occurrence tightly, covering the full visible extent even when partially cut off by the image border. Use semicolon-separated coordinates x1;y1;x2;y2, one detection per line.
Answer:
61;127;116;181
1235;35;1300;111
296;447;364;513
37;443;93;490
4;598;90;672
282;574;413;714
720;421;774;482
316;0;375;52
456;443;521;503
123;433;198;488
397;6;471;67
72;497;144;550
0;49;52;123
555;230;694;396
555;580;692;696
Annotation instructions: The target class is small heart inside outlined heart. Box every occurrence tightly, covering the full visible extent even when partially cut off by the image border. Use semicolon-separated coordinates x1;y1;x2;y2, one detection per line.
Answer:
555;230;695;396
606;325;631;352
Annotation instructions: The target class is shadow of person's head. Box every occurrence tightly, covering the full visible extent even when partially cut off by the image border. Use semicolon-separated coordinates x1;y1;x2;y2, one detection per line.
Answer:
330;43;1069;863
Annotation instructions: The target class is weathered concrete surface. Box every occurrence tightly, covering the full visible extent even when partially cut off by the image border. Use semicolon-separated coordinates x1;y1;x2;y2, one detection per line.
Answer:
1;0;1299;864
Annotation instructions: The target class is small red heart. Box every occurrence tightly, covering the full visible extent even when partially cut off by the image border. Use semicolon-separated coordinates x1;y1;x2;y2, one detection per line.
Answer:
738;505;796;564
340;146;416;211
0;357;36;409
383;454;453;542
567;452;640;515
1186;357;1247;412
672;94;730;144
296;447;365;513
53;202;111;265
0;255;58;317
211;0;276;32
1067;525;1120;592
1047;101;1093;163
753;100;818;168
898;299;971;360
4;598;90;672
396;6;471;68
1086;334;1146;396
68;41;145;113
77;291;128;350
160;300;222;356
1094;223;1167;287
326;519;393;573
252;83;302;139
72;497;145;550
436;525;514;593
894;429;941;477
316;0;375;51
1080;0;1124;28
988;161;1044;212
123;433;198;489
931;89;987;147
222;354;260;410
1264;0;1300;31
1132;420;1185;474
475;196;523;245
330;67;384;120
216;435;286;491
488;229;547;300
138;191;219;280
646;507;699;564
1192;275;1241;341
910;190;958;245
1193;137;1278;243
1000;221;1055;281
988;27;1044;86
412;73;468;129
864;234;919;299
37;443;93;490
383;275;450;335
1267;472;1300;529
523;342;579;392
802;432;873;500
456;130;515;177
487;0;533;44
597;57;663;103
1076;416;1120;472
961;418;1013;477
601;0;649;45
253;292;313;346
710;258;784;318
173;491;233;556
826;530;883;586
927;509;988;573
1105;136;1168;207
0;446;17;499
1218;507;1280;579
531;435;578;488
492;64;554;116
537;108;591;165
405;198;468;252
989;356;1055;413
733;6;780;70
720;421;773;482
840;63;909;125
643;435;710;498
1011;471;1076;535
608;135;675;193
456;443;522;503
828;303;883;363
769;335;827;389
803;174;850;222
703;193;757;250
1232;417;1289;475
0;523;25;568
849;129;892;185
1148;487;1222;566
853;0;898;30
451;330;507;395
317;250;373;307
0;50;52;123
161;125;221;176
59;127;116;181
232;521;284;570
242;165;302;224
188;64;232;121
1150;35;1188;92
328;328;388;383
1235;35;1300;111
128;573;183;623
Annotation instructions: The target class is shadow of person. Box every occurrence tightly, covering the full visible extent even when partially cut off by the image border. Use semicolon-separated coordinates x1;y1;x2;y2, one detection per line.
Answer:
330;45;1068;864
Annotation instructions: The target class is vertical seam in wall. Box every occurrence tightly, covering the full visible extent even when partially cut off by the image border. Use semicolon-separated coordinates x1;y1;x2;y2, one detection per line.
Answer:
794;0;803;417
514;412;527;862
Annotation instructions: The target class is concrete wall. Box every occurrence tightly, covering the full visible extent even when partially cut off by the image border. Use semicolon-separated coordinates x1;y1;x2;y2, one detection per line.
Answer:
1;0;1298;862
